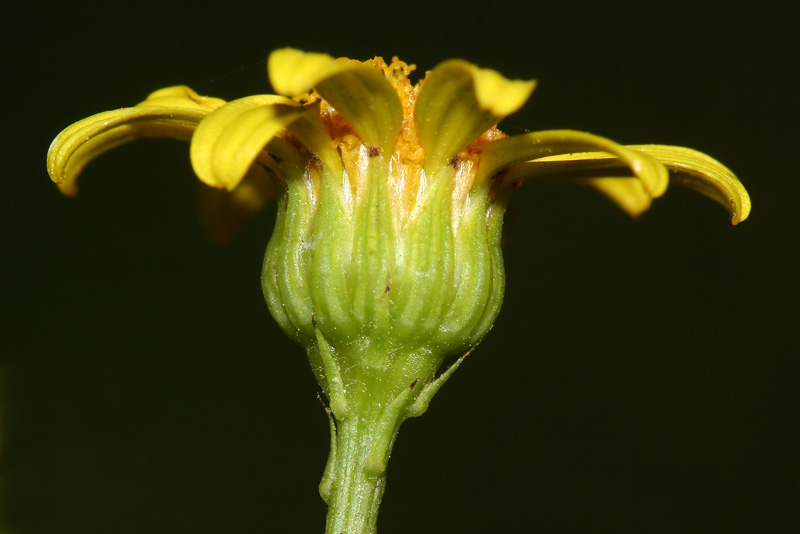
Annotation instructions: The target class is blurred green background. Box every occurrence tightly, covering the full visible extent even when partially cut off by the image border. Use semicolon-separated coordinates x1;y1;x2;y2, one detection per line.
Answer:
2;1;797;532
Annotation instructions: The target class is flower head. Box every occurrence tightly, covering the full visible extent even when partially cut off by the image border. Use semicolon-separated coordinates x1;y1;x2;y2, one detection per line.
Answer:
48;47;750;533
50;48;749;342
48;45;751;403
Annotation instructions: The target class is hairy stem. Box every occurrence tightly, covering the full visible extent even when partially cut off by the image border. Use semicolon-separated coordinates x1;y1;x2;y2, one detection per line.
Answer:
324;402;396;534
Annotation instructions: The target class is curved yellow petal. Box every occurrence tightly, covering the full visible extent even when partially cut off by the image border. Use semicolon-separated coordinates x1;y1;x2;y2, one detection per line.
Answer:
582;177;652;218
196;164;278;244
47;86;225;195
502;152;654;217
51;127;139;196
268;48;402;155
283;100;343;175
189;94;306;190
632;145;751;224
477;130;669;198
504;144;750;224
469;66;537;117
414;59;535;169
138;85;227;111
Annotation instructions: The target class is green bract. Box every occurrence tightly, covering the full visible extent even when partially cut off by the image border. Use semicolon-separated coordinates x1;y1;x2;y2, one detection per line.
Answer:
262;134;507;415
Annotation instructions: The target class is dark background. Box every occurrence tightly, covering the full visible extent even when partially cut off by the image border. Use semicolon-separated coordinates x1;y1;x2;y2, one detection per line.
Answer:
2;1;797;532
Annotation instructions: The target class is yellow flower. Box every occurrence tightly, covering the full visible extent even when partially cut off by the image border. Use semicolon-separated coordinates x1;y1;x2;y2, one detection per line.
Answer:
47;48;750;534
46;46;751;396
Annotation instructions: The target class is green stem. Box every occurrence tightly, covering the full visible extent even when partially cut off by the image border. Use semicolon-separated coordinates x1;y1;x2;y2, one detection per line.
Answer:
319;346;467;533
324;403;395;534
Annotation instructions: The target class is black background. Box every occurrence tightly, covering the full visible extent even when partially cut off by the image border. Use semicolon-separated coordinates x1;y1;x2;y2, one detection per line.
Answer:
2;1;797;532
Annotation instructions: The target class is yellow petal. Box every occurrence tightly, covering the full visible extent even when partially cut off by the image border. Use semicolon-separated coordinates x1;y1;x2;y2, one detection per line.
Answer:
51;127;140;197
476;129;669;198
137;85;227;111
631;145;751;224
469;66;537;117
502;152;653;218
504;144;750;224
283;101;343;175
268;48;402;155
414;59;535;169
196;164;277;244
189;95;306;190
47;86;225;195
582;178;652;218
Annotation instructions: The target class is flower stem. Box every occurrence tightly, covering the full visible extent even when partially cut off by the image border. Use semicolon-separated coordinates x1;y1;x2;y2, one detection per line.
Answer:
324;402;395;534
